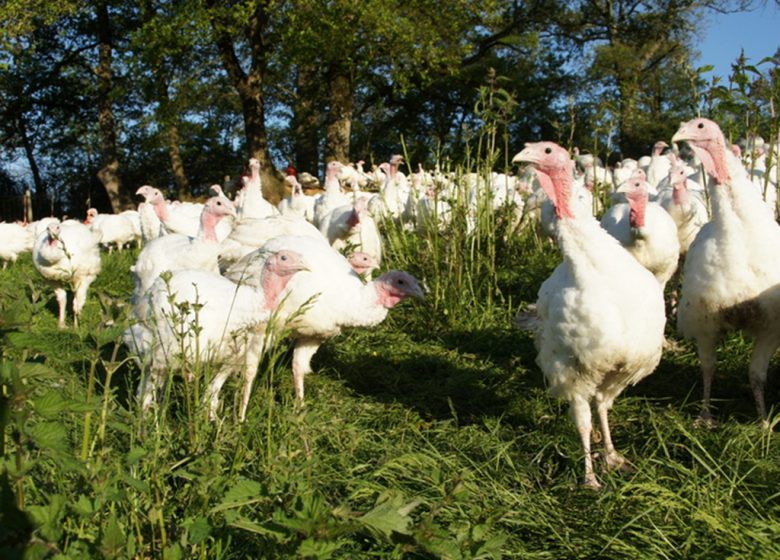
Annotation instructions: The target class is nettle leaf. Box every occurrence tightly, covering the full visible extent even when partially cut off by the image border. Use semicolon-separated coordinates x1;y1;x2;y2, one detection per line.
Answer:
99;513;126;558
27;494;66;543
28;421;69;453
184;516;212;545
125;446;147;466
72;495;94;517
213;478;265;511
164;543;182;560
31;391;67;418
355;492;421;540
16;362;60;381
297;537;348;559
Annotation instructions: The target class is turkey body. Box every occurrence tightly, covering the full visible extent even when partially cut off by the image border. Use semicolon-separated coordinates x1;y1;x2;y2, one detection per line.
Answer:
33;221;102;327
514;141;665;488
0;222;34;267
673;118;780;424
126;250;307;420
600;181;680;290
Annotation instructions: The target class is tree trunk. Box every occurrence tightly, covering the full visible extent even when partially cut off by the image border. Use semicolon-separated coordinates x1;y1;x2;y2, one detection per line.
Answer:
207;0;282;202
325;63;353;163
140;0;191;200
293;62;321;174
17;116;46;209
166;122;190;200
95;2;129;213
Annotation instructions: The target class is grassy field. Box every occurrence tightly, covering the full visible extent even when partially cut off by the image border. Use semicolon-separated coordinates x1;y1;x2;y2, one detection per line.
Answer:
2;194;780;559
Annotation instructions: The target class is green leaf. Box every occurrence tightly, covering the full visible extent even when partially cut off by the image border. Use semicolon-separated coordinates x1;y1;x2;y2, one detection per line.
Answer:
227;516;289;542
28;421;69;453
185;516;212;545
72;495;94;517
164;543;182;560
31;391;67;418
297;538;347;559
355;492;421;539
125;446;147;466
16;362;60;380
212;478;265;511
27;494;66;542
99;513;126;558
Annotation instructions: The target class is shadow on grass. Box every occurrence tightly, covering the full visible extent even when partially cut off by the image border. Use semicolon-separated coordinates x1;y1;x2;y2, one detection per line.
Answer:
319;313;780;431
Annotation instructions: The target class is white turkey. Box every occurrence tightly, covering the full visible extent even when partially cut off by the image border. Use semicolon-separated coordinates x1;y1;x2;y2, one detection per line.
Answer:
278;174;316;222
136;187;164;243
656;155;709;255
85;208;137;253
313;161;351;227
131;196;236;319
235;158;278;220
513;141;665;489
672;117;780;425
125;249;308;419
135;185;233;240
646;141;672;191
0;222;34;267
600;174;680;291
218;214;324;271
224;235;423;410
32;221;102;328
318;197;382;267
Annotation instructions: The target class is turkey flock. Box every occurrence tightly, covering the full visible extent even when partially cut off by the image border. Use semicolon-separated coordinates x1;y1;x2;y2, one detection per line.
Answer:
3;117;779;489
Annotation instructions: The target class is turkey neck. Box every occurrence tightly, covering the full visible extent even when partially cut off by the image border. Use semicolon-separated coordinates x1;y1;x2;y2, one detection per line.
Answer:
557;208;632;285
336;281;391;328
627;190;648;229
152;198;169;222
261;268;297;310
672;179;689;206
198;211;221;242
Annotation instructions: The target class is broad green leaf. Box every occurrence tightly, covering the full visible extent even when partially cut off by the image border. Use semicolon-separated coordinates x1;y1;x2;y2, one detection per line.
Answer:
72;495;94;517
185;516;212;545
355;492;421;539
28;421;69;453
227;516;289;542
164;543;182;560
31;391;67;418
99;513;126;558
27;494;65;542
297;538;347;559
213;478;264;511
125;446;147;466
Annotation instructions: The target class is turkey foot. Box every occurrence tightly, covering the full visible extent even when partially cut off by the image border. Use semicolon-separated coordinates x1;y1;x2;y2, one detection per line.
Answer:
603;451;632;472
581;472;602;490
694;411;719;429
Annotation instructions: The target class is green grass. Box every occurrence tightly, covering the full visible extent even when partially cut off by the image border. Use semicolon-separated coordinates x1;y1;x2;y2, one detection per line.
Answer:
3;202;780;560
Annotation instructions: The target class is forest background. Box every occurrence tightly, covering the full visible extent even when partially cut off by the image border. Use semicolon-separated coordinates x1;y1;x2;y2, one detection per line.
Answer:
0;0;778;219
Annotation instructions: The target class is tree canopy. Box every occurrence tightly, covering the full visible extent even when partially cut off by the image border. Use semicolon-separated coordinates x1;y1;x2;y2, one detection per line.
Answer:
0;0;774;217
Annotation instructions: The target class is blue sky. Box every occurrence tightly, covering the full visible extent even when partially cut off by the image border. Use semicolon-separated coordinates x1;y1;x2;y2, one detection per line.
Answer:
697;2;780;81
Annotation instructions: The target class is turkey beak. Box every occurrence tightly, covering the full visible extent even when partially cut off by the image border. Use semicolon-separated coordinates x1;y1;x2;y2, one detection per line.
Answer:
512;146;539;166
407;281;425;301
671;124;691;145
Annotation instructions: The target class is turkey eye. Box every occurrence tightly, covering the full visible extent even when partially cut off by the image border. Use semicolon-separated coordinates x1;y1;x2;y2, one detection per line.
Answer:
697;122;704;129
544;147;552;154
398;279;405;285
281;255;288;261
